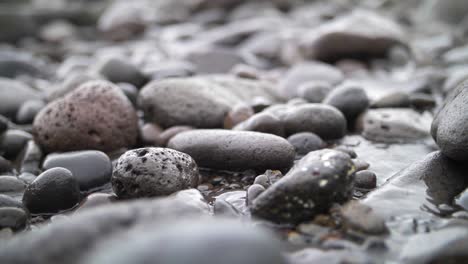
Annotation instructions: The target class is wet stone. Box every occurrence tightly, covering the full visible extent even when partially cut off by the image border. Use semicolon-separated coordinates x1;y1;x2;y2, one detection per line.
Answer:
22;167;80;214
168;129;295;172
287;132;325;156
355;170;377;189
43;150;113;191
250;149;356;224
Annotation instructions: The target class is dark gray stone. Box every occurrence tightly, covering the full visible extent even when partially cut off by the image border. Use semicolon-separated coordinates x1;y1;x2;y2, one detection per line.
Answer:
323;85;369;123
431;81;468;161
0;194;23;209
83;218;286;264
0;129;33;160
233;112;285;137
19;140;42;175
168;129;295;172
0;78;41;119
22;167;80;214
283;104;347;139
355;170;377;189
0;190;209;264
250;149;356;224
287;132;325;156
0;207;27;231
297;81;332;103
43;150;112;191
112;148;199;199
0;176;25;193
16;100;45;124
98;57;148;88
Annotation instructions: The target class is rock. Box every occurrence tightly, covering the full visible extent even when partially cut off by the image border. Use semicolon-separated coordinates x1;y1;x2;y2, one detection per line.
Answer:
420;0;468;24
118;83;139;106
357;108;432;143
157;126;194;147
410;93;436;109
139;123;164;146
0;50;45;78
0;176;25;193
283;104;347;139
185;47;243;74
0;156;12;174
16;100;46;124
0;115;8;135
33;80;139;153
371;92;411;108
224;103;254;129
18;172;36;184
287;132;325;156
399;226;468;263
0;207;27;231
138;76;280;128
297;81;332;103
250;149;356;224
22;167;80;214
355;170;377;189
97;57;148;88
83;218;287;264
431;81;468;161
112;148;199;199
168;130;295;172
47;72;102;101
455;188;468;211
0;191;209;264
77;193;117;211
97;0;148;41
43;150;113;190
341;201;387;234
323;84;369;124
0;78;41;119
278;62;344;99
0;194;23;209
233;112;285;137
0;129;33;160
363;151;468;219
299;10;406;62
246;184;265;206
19;140;42;175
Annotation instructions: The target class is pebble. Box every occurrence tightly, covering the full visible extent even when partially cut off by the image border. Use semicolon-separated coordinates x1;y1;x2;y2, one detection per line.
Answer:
0;176;26;193
431;81;468;161
299;10;406;62
223;103;254;129
0;194;24;209
0;129;33;160
97;1;147;41
0;156;12;174
246;184;265;206
84;218;287;264
323;84;369;124
0;78;41;118
22;167;80;214
341;201;388;234
455;188;468;211
15;100;45;124
43;150;113;190
33;80;139;153
97;57;148;88
357;108;432;143
138;76;279;128
278;62;344;99
185;47;243;74
118;83;139;106
287;132;325;156
283;104;347;139
168;129;295;172
371;92;411;108
233;112;285;137
250;149;356;224
19;140;42;175
0;207;28;231
0;115;8;135
355;170;377;189
139;123;164;146
157;126;194;147
297;81;332;103
77;193;117;211
112;148;199;199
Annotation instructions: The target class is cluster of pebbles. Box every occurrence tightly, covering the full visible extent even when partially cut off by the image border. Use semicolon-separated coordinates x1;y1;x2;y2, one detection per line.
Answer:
1;0;468;263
